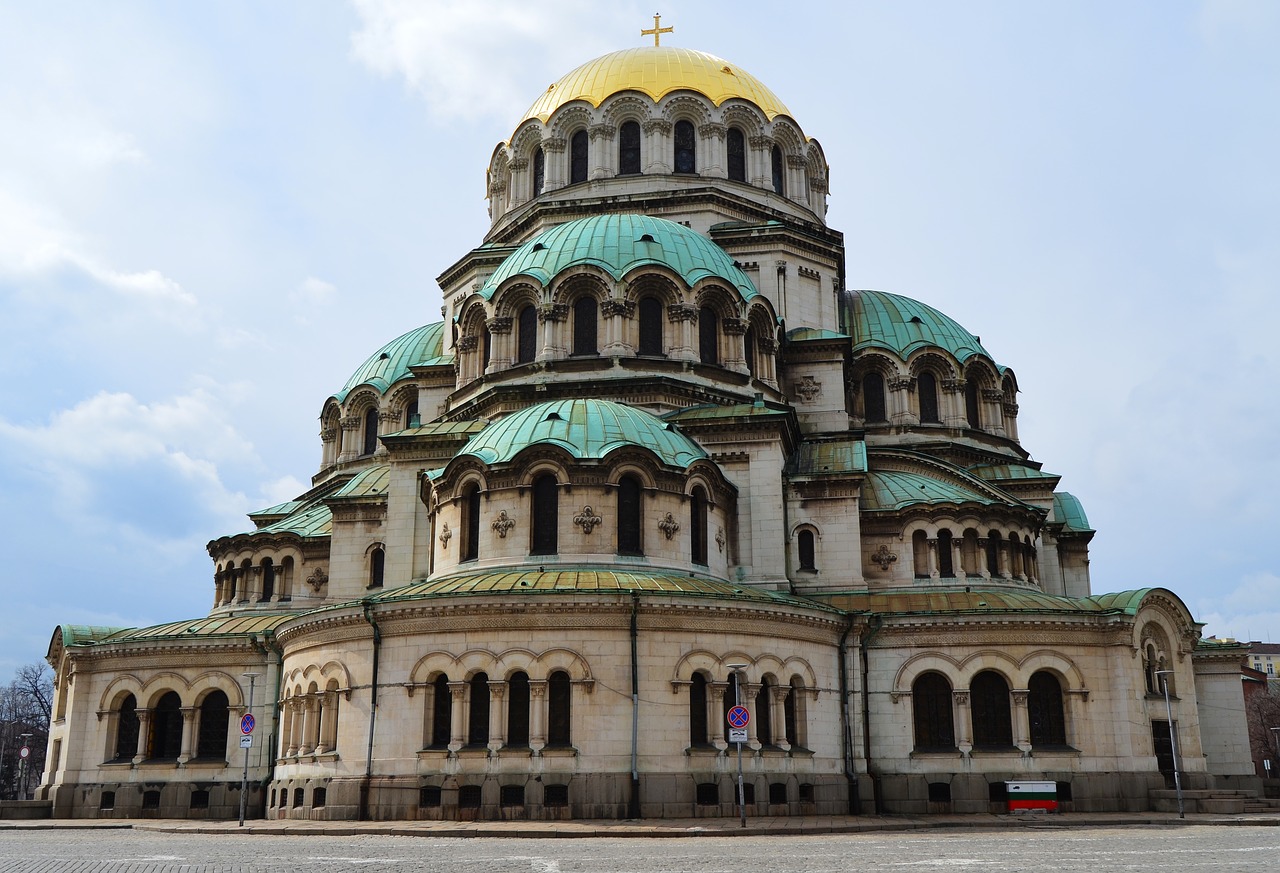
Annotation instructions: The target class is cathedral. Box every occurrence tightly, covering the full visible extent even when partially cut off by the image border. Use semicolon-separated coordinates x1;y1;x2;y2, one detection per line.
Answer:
40;38;1256;821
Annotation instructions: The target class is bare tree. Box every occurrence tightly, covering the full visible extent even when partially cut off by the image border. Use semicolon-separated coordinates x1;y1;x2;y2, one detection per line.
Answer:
0;662;53;800
1246;680;1280;780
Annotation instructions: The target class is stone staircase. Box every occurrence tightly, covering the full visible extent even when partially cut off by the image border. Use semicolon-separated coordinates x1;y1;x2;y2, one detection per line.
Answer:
1149;788;1280;815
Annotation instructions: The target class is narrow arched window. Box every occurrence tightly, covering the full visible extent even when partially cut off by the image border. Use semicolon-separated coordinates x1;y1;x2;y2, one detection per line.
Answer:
482;327;492;370
971;671;1013;748
771;145;785;195
913;530;929;578
937;529;954;578
114;694;139;761
918;372;940;423
260;558;274;601
430;674;451;747
461;484;481;563
517;304;537;364
362;407;379;456
149;691;183;760
195;691;229;760
570;130;588;184
689;672;709;746
674;120;696;174
784;681;801;747
727;127;746;182
912;672;954;750
572;296;597;356
547;670;572;747
532;147;545;197
404;397;419;429
744;325;756;377
506;671;530;747
467;672;490;746
965;378;981;429
755;679;773;746
862;372;886;422
1029;671;1067;747
531;474;558;555
698;306;718;364
798;529;816;570
986;531;1001;576
617;475;642;556
637;297;663;356
619;121;641;175
690;486;708;565
368;546;385;588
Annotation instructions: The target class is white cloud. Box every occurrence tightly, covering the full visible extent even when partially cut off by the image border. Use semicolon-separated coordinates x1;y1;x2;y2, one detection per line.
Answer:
1196;572;1280;643
291;276;338;306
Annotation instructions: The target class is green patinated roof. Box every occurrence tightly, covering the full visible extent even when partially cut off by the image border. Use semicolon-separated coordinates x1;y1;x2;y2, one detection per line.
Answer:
848;290;1001;369
1053;491;1094;533
459;399;707;468
56;625;130;647
664;402;789;422
861;469;1004;511
332;464;390;499
253;501;332;538
333;322;446;403
91;613;297;644
251;499;303;519
787;327;849;342
819;588;1157;617
791;438;868;476
478;215;758;301
968;463;1059;482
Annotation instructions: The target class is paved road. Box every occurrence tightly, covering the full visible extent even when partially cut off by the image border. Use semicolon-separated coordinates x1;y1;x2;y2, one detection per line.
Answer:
2;826;1278;872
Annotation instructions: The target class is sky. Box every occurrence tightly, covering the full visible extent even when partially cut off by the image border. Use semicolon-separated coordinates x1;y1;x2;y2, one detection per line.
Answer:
1;0;1278;675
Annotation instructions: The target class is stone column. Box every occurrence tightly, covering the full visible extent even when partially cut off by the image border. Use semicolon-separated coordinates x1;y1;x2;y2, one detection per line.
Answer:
178;707;196;764
741;682;761;751
667;304;699;362
507;157;528;210
953;691;972;755
337;415;361;463
723;317;748;374
699;122;726;178
281;700;296;757
749;136;771;188
377;411;398;455
997;540;1010;579
601;299;633;356
889;376;915;426
951;537;965;579
770;685;791;751
537;303;568;361
589;124;613;180
709;683;728;752
542;136;566;191
977;538;992;580
486;316;513;372
643;119;671;174
299;697;318;756
927;538;940;579
1011;689;1031;753
133;710;151;763
488;680;506;752
315;693;333;755
448;681;468;752
529;680;547;753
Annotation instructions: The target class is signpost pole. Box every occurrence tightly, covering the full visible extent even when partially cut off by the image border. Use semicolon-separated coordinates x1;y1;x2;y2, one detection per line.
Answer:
1154;670;1183;820
238;672;259;827
727;664;748;829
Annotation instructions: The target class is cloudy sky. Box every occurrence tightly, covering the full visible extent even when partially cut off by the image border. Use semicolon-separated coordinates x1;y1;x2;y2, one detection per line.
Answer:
1;0;1278;675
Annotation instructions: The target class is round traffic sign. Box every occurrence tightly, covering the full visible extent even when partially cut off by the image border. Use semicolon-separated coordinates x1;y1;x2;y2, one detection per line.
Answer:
241;713;256;734
727;705;750;728
18;746;30;760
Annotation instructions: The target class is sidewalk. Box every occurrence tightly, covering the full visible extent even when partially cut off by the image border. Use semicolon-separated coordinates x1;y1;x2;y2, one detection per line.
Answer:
2;811;1279;837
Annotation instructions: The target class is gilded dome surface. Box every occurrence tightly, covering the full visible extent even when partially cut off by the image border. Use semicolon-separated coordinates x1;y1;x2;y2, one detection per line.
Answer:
521;46;792;125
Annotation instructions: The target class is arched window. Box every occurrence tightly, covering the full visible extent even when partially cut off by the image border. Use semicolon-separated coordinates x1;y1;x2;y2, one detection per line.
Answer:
362;407;379;456
936;529;954;578
482;327;492;370
965;378;981;429
771;145;785;195
617;475;642;556
572;296;597;356
1144;643;1160;695
698;306;718;364
149;691;183;760
506;671;530;747
547;670;572;747
517;305;538;364
368;546;385;588
619;121;641;175
689;672;709;746
532;147;545;197
461;484;481;563
114;694;139;761
674;120;696;174
637;297;663;356
531;474;559;555
755;678;773;746
1028;671;1067;747
862;372;886;422
986;531;1001;576
404;397;419;429
918;372;940;423
798;529;816;571
570;130;588;184
970;671;1013;748
260;558;274;601
727;127;746;182
912;672;954;750
784;677;806;748
690;485;708;565
744;325;756;377
195;690;229;760
467;672;490;747
430;675;451;747
721;672;739;743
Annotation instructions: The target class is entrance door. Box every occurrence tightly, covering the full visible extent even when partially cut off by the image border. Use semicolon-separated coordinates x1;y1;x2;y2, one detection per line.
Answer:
1151;720;1175;786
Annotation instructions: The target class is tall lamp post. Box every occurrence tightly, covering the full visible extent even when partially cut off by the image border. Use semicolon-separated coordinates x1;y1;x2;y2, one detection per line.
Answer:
238;672;260;827
727;663;748;829
1154;670;1183;819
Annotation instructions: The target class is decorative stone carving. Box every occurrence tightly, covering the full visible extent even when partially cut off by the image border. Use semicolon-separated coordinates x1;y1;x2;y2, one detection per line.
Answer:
888;377;914;392
1003;401;1020;416
794;376;822;402
749;135;772;150
658;512;681;540
666;303;699;322
721;317;748;335
541;136;566;153
716;528;726;553
942;378;965;393
601;299;635;318
305;567;328;591
643;118;672;135
982;388;1004;402
699;122;726;140
573;506;602;535
870;544;898;570
589;123;614;141
537;303;569;322
486;316;513;334
457;336;478;351
491;510;515;538
438;522;452;549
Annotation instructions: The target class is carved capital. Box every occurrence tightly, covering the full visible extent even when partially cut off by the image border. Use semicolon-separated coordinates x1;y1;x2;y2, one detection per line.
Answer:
340;415;362;430
699;122;726;140
486;316;513;334
457;336;478;351
721;317;748;336
941;378;966;394
667;303;699;323
643;119;672;136
982;388;1004;402
786;154;807;168
749;135;772;149
888;377;914;391
589;123;614;141
538;302;570;322
509;158;528;171
542;136;566;153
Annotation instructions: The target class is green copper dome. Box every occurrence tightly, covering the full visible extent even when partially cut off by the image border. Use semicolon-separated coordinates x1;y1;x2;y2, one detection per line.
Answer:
478;214;758;300
458;399;707;468
848;290;1000;368
333;322;446;403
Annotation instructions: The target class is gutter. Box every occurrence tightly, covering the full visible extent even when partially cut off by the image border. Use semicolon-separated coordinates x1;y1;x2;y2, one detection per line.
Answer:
860;612;885;814
837;614;859;814
359;600;382;821
629;591;641;819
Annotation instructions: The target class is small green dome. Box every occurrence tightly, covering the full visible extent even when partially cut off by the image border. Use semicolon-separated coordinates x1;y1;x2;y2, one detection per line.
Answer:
478;214;757;301
333;322;446;403
848;290;999;368
458;399;707;468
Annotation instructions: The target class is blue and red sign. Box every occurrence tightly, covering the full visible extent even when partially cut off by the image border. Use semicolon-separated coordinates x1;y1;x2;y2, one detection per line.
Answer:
726;705;750;728
240;713;255;735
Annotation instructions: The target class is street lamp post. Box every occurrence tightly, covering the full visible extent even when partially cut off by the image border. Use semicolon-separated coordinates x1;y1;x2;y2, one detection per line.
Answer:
238;672;260;827
1154;670;1183;819
727;663;748;829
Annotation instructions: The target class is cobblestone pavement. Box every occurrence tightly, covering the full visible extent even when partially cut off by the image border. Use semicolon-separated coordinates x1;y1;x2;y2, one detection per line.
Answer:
1;826;1279;872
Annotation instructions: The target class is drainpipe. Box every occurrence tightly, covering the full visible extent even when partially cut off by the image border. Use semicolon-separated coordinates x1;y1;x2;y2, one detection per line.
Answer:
629;591;641;819
837;615;859;814
360;600;382;821
860;614;885;814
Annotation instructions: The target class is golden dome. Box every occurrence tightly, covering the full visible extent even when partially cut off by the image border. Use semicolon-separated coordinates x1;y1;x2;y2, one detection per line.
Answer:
520;46;792;125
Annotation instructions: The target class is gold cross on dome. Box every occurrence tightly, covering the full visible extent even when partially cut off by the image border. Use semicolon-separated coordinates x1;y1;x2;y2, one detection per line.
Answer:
641;12;673;46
